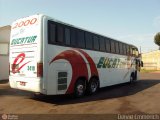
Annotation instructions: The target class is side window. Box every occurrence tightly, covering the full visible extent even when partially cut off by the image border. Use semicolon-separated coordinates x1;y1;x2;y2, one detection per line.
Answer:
65;28;70;45
126;45;130;55
111;40;116;53
119;43;123;54
57;24;64;43
130;46;132;55
132;47;139;57
70;28;77;46
105;38;111;52
99;37;105;51
115;42;119;54
48;21;56;44
85;32;93;49
77;30;85;48
123;44;127;55
93;35;99;50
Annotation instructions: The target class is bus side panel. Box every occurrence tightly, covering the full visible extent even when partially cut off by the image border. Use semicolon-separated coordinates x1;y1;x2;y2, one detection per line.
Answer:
45;45;72;95
94;52;131;88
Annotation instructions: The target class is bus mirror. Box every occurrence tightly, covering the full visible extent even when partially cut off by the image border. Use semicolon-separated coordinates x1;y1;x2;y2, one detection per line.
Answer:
141;61;143;67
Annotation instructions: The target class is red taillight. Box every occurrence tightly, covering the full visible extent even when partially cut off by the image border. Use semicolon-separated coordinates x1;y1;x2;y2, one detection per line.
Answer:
37;63;43;77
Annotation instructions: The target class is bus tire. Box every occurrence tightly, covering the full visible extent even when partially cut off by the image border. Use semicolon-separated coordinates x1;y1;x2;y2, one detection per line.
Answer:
87;77;99;95
130;72;136;83
74;79;86;98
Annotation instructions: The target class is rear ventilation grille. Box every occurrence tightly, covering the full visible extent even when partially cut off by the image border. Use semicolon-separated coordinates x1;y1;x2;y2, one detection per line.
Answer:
58;72;67;90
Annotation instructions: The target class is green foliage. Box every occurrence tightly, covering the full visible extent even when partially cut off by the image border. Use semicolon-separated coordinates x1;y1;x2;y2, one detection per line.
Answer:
154;32;160;46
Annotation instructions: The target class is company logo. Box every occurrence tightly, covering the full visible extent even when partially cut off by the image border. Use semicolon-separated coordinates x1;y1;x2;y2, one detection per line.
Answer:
97;57;120;68
97;57;130;69
2;114;7;120
50;49;99;94
11;35;37;45
12;53;30;74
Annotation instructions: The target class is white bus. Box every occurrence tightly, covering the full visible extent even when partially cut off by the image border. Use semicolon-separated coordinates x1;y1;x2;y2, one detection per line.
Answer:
9;14;142;97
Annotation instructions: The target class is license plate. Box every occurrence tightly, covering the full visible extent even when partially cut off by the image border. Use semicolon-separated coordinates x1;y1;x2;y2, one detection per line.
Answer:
20;81;26;86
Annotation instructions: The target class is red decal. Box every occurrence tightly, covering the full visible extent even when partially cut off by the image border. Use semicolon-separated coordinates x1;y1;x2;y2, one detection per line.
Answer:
50;50;88;94
12;53;30;74
76;49;99;77
12;18;37;29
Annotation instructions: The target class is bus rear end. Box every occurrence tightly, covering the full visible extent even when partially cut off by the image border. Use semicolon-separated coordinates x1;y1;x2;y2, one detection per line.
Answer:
9;14;43;93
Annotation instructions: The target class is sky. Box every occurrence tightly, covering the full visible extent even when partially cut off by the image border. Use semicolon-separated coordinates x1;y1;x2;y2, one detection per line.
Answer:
0;0;160;53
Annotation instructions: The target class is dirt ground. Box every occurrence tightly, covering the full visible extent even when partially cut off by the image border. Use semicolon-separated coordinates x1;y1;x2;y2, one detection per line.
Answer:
0;73;160;119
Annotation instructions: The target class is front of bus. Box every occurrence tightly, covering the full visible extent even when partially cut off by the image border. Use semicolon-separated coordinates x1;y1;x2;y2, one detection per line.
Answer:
9;14;43;93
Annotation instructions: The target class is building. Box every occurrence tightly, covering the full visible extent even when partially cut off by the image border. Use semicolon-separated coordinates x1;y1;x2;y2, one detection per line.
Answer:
142;50;160;70
0;25;11;80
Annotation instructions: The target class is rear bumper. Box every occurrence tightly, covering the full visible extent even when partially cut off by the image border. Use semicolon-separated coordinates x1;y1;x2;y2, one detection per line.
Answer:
9;76;42;93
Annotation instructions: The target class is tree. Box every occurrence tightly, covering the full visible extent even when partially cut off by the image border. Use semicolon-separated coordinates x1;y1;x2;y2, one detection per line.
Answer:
154;32;160;49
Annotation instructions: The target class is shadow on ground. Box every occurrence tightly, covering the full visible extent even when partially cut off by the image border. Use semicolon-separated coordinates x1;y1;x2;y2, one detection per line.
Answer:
0;79;160;104
32;79;160;105
0;80;32;97
0;79;9;84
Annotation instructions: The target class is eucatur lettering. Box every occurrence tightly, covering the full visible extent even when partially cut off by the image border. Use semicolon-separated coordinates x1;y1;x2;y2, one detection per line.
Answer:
11;35;37;45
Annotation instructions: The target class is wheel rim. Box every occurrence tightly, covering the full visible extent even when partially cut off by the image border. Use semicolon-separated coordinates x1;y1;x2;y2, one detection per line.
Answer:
130;76;133;82
77;84;84;95
90;81;98;93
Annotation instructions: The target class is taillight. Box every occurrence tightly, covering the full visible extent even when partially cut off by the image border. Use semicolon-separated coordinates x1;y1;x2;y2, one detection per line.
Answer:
37;63;43;77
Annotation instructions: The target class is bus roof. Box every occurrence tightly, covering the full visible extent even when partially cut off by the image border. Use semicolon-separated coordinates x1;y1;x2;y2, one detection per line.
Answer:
13;14;138;50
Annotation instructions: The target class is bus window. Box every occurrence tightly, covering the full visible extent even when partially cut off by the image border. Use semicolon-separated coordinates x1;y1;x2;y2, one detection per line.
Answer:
85;32;93;49
126;45;130;55
123;44;127;55
93;35;99;50
111;41;116;53
129;46;132;55
70;28;77;46
119;43;123;55
100;37;105;51
115;42;119;54
48;22;56;44
132;48;139;57
105;38;111;52
57;25;64;43
65;28;70;45
77;30;85;48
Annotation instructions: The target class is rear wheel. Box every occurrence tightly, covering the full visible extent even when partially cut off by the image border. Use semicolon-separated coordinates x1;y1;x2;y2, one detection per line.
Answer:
74;79;86;97
130;74;134;83
87;78;99;94
130;72;137;83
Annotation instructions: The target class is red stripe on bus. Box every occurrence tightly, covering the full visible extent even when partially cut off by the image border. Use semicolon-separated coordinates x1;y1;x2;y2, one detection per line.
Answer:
50;50;88;94
76;49;99;78
12;53;30;74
